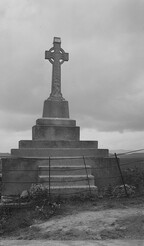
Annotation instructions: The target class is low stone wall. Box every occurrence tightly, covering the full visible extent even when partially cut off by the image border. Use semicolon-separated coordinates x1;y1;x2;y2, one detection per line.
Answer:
1;156;121;197
90;157;121;188
2;158;39;196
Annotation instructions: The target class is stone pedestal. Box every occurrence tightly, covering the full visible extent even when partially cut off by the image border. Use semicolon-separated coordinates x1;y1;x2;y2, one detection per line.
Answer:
11;102;108;158
43;99;69;118
2;98;110;198
1;98;116;198
11;113;108;157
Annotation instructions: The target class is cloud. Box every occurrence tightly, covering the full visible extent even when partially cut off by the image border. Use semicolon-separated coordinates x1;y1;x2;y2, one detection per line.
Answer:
81;128;144;150
0;110;38;131
0;129;31;152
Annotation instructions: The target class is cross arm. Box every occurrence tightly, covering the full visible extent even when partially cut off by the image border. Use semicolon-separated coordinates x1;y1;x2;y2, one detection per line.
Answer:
60;48;69;61
45;49;54;60
61;52;69;61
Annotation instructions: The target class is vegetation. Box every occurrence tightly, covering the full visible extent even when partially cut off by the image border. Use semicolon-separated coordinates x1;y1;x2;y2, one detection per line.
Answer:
1;165;144;237
123;167;144;193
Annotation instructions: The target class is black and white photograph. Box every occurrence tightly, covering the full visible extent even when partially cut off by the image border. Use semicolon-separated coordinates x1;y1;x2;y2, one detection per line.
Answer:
0;1;144;245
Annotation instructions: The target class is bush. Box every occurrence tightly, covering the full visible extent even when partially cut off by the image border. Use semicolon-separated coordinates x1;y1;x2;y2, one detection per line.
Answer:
112;184;136;198
28;184;61;219
123;167;144;192
29;184;50;206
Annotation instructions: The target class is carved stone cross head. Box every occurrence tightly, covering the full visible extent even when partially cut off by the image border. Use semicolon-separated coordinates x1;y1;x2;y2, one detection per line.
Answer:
45;37;69;64
45;37;69;100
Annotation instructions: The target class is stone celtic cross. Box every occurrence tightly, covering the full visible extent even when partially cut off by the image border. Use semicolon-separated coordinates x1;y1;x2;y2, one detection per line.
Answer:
45;37;69;100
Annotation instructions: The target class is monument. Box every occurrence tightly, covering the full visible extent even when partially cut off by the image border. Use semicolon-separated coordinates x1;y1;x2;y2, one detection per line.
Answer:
1;38;118;201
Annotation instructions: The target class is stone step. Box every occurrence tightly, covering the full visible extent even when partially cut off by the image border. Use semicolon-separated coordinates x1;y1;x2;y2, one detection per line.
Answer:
32;125;80;141
41;185;98;195
36;118;76;126
38;165;92;176
34;157;95;166
19;140;98;149
39;175;95;186
11;148;109;157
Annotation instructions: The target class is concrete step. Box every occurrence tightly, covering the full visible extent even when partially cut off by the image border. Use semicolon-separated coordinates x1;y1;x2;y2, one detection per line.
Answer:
38;165;92;176
36;118;76;126
19;140;98;149
32;125;80;141
33;157;95;166
39;175;94;186
11;148;109;157
42;185;98;195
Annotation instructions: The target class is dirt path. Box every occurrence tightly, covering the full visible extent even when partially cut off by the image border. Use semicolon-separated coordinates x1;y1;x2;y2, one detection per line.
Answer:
1;239;144;246
1;199;144;240
25;206;144;240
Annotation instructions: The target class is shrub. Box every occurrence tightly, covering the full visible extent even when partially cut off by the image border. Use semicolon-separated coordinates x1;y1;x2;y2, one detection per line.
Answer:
123;167;144;192
112;184;136;198
28;184;61;219
29;183;50;206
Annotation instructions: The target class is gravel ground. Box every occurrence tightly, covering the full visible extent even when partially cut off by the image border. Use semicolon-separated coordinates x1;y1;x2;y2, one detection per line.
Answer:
1;198;144;241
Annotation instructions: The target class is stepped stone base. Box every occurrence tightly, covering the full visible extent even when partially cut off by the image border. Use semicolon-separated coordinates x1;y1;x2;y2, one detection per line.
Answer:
19;140;98;149
2;99;112;199
11;148;108;157
32;117;80;141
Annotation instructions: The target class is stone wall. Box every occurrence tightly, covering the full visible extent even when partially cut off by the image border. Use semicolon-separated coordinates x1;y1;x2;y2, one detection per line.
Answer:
2;156;121;197
2;158;39;196
90;157;121;188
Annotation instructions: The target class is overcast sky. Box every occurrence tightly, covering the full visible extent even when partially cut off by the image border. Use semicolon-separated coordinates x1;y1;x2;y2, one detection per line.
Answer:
0;0;144;152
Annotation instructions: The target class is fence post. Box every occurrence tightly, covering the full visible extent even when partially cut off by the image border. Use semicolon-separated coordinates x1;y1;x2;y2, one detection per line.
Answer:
48;156;51;200
83;156;91;196
114;153;129;197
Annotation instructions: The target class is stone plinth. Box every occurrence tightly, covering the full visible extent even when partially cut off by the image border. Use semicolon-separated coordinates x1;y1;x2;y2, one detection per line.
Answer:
5;108;111;198
36;118;76;126
32;125;80;141
32;117;80;141
43;100;69;118
19;140;98;149
11;148;109;157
